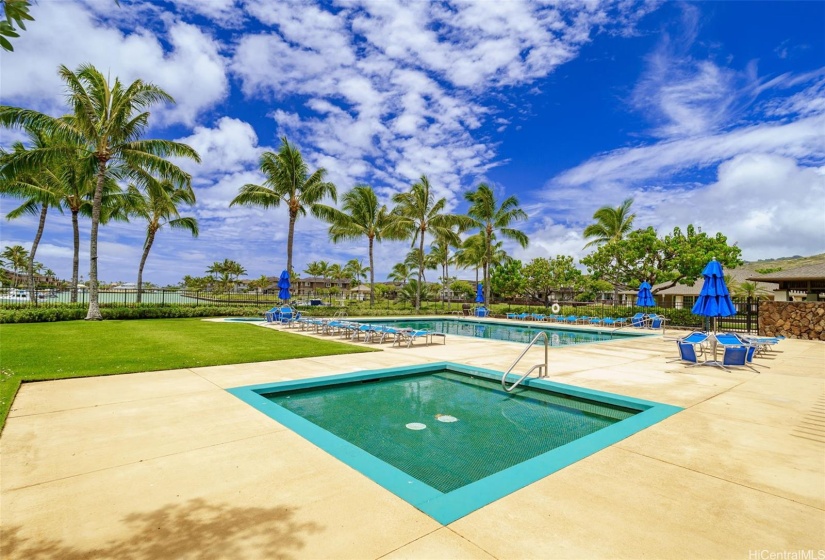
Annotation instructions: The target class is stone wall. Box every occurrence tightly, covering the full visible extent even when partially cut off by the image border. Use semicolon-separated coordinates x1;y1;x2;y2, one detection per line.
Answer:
759;301;825;340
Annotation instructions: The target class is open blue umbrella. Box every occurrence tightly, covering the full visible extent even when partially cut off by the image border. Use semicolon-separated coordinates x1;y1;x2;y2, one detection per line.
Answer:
475;283;484;304
636;281;655;307
277;270;291;301
691;258;736;367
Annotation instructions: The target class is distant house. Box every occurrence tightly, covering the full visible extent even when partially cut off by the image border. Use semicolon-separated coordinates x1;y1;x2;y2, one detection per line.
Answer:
293;276;352;297
618;267;779;308
110;282;137;290
748;263;825;301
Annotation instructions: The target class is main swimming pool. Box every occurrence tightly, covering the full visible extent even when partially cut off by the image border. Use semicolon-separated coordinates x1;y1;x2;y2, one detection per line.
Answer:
366;317;648;346
229;362;681;524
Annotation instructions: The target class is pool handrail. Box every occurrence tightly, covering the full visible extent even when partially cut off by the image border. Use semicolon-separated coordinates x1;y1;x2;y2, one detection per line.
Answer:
501;331;549;393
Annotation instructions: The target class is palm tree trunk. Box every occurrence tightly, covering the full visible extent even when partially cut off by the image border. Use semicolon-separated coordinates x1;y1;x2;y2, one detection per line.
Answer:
286;210;297;275
71;209;80;303
485;227;492;306
137;228;156;304
86;161;107;320
28;204;48;304
416;230;424;312
368;236;375;307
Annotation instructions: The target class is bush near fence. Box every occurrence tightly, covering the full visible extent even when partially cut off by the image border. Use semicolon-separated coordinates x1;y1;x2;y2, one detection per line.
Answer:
0;289;760;332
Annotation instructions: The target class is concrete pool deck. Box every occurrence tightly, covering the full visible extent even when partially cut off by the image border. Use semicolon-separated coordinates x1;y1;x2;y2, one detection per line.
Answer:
1;321;823;559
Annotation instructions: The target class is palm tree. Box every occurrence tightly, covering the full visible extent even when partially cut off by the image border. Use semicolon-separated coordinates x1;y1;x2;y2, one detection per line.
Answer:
0;63;200;319
125;174;198;303
230;137;336;275
315;184;400;306
303;261;323;278
1;244;28;287
583;198;636;248
464;183;528;306
343;258;369;287
0;130;64;301
733;281;771;300
388;262;413;284
389;176;467;311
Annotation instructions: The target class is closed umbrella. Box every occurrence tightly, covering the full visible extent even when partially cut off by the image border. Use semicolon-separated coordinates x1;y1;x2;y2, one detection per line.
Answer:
277;270;291;302
636;281;655;307
475;283;484;304
691;258;736;367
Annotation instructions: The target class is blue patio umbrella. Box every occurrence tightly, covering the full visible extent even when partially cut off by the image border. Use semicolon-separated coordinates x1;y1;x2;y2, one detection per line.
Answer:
691;259;736;319
636;281;655;307
475;283;484;304
691;258;736;367
277;270;291;301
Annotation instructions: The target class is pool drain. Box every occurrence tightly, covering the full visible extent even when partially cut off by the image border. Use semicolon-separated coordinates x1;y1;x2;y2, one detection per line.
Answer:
436;414;458;423
406;422;427;430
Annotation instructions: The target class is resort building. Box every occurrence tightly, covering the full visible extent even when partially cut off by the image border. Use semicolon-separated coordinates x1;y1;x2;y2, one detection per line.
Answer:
748;263;825;301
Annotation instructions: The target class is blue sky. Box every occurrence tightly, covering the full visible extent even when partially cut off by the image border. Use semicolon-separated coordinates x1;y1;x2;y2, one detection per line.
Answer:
1;0;823;285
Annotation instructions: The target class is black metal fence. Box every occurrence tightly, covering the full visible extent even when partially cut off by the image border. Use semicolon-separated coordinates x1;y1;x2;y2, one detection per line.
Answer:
1;289;761;333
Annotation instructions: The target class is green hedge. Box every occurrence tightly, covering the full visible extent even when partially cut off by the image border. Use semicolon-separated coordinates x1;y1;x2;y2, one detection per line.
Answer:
0;304;272;323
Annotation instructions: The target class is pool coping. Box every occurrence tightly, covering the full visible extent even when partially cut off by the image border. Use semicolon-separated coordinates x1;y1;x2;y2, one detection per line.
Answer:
227;361;682;525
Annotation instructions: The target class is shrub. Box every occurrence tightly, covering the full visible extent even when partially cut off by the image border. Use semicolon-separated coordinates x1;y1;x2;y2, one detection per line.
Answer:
0;304;271;324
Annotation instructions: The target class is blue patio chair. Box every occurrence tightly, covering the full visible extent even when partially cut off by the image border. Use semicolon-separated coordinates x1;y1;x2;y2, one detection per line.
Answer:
562;315;578;323
506;312;518;319
264;307;280;323
475;307;489;317
395;329;433;348
279;306;296;325
676;341;702;367
530;313;546;321
668;331;709;362
631;313;648;328
648;313;668;329
721;345;759;373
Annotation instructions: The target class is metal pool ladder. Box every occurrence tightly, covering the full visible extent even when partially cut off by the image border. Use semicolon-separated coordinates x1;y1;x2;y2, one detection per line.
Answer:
501;331;549;392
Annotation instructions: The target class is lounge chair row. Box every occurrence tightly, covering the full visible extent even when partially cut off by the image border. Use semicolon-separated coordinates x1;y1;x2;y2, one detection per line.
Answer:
292;317;446;348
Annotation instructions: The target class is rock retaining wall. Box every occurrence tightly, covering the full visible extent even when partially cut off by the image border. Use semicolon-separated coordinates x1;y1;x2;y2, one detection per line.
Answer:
759;301;825;340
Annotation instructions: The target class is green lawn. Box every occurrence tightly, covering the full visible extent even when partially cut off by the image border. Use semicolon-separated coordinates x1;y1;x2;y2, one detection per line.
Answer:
0;318;376;431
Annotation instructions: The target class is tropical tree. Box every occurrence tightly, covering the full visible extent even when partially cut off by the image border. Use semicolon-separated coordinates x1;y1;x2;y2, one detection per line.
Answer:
733;281;772;300
1;244;28;287
464;183;528;305
0;0;33;52
583;198;636;248
0;63;200;319
343;258;369;287
580;225;742;293
389;176;466;311
304;261;323;278
248;274;270;294
125;174;198;303
0;130;64;300
388;262;413;284
315;184;399;306
231;137;336;275
490;259;526;301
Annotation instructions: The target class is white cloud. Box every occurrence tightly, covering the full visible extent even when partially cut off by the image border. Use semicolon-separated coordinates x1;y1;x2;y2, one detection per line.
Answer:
174;117;264;177
231;0;653;206
661;154;825;259
0;1;228;126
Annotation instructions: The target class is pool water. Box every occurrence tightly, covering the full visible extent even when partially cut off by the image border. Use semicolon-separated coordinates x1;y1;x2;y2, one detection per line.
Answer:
229;362;681;524
368;318;631;345
268;370;635;493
